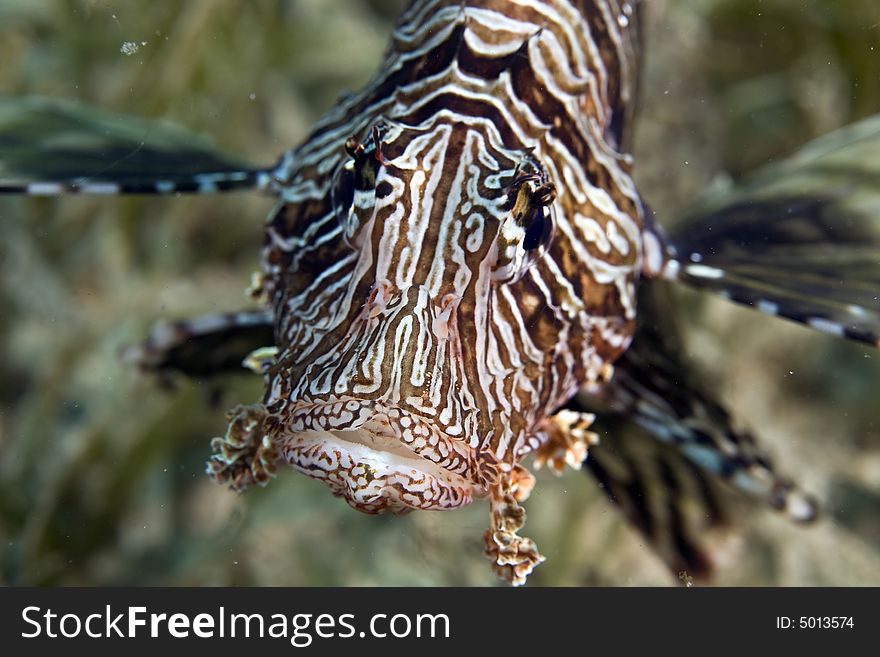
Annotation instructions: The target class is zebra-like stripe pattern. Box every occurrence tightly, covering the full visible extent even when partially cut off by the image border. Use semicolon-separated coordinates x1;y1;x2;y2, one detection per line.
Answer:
214;0;648;585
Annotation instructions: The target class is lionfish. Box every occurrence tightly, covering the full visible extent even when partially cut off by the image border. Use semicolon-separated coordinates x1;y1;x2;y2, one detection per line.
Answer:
2;1;878;585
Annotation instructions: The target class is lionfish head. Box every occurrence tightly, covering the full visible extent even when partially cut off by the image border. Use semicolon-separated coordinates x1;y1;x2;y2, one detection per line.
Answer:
219;119;565;517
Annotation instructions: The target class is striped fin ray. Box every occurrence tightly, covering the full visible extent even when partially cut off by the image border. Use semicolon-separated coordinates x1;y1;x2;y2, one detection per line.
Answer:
568;283;818;577
578;282;819;521
582;416;737;580
665;113;880;347
0;96;277;196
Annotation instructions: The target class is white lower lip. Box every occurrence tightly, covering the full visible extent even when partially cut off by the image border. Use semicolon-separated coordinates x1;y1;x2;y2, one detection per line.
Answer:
290;428;473;488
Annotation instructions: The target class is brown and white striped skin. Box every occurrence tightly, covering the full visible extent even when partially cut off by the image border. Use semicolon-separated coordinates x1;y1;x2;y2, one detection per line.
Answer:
217;0;651;583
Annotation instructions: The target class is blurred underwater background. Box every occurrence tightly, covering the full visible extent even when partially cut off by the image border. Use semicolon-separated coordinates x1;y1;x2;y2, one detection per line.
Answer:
0;0;878;585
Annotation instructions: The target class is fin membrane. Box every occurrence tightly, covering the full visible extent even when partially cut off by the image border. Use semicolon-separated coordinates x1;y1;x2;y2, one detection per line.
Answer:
0;95;274;195
666;113;880;347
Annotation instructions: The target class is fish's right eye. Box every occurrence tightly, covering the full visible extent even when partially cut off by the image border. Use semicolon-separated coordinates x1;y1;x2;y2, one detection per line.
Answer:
333;131;386;246
333;161;356;217
332;160;359;244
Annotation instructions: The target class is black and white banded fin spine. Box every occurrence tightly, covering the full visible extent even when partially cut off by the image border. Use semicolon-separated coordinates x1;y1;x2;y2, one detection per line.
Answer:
0;95;281;197
676;258;879;347
0;169;277;197
666;113;880;349
662;249;880;348
576;283;819;525
569;283;821;578
582;417;738;581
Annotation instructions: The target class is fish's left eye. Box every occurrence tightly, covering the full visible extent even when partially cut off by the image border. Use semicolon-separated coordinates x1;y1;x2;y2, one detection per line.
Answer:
509;176;556;256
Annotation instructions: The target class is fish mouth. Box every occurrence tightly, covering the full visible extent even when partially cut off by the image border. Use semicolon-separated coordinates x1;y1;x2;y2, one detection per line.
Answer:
278;400;481;514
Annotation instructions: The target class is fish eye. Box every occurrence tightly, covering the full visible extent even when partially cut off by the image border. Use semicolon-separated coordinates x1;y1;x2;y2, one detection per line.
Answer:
332;161;356;216
508;168;556;256
522;205;553;252
332;131;385;245
331;160;359;242
492;169;556;284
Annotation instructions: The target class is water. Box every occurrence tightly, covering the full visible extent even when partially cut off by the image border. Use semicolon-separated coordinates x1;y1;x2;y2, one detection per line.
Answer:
0;0;878;586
